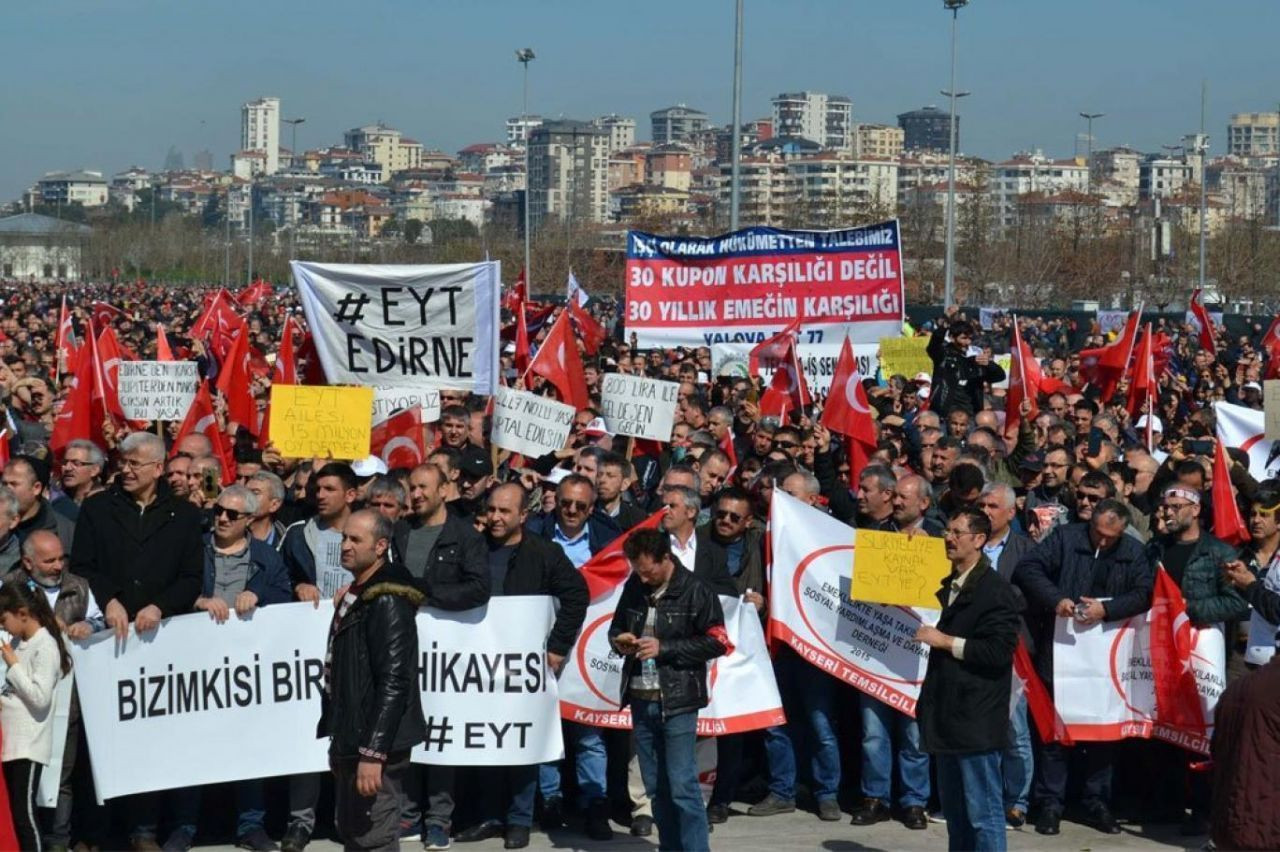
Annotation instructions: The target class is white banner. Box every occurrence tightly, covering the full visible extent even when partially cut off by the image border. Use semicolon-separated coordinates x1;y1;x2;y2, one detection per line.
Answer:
710;342;878;395
292;260;499;396
1053;613;1225;754
37;674;73;808
372;385;442;424
72;598;562;799
1215;400;1280;480
559;592;785;736
769;492;934;715
491;386;574;458
118;361;199;421
599;374;679;442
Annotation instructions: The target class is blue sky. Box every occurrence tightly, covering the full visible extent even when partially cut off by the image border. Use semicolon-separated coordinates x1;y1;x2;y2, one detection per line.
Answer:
4;0;1277;201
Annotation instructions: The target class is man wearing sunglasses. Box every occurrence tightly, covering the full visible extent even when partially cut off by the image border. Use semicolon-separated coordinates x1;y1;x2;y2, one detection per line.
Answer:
170;485;291;851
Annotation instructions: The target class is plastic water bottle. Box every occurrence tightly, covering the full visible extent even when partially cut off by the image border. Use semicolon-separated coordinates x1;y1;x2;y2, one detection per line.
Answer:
639;656;660;690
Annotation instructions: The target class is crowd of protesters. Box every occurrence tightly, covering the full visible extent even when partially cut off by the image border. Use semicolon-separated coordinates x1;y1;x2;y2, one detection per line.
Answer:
0;278;1277;852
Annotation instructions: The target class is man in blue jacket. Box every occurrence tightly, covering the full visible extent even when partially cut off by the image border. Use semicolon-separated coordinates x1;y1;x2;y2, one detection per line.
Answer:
168;484;292;851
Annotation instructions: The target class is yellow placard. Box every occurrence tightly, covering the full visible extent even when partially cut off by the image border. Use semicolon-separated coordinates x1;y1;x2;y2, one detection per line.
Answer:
269;385;374;461
878;336;932;380
850;529;951;609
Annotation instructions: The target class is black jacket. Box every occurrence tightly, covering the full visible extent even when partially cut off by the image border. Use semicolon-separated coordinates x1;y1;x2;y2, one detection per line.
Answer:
16;498;76;555
500;534;589;657
317;562;426;760
1013;522;1154;680
71;482;204;618
918;557;1021;754
393;513;490;611
926;324;1006;415
608;560;731;717
606;500;649;534
689;528;742;597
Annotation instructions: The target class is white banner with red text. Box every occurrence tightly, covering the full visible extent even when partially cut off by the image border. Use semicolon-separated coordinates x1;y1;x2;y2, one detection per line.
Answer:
768;492;935;716
1052;613;1225;755
558;591;785;736
72;598;561;799
626;223;904;350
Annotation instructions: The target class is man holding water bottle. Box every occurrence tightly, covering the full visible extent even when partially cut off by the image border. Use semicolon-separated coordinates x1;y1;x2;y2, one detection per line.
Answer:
610;528;733;852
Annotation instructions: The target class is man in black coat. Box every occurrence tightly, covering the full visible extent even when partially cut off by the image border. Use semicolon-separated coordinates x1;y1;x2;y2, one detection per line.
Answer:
70;431;204;848
1012;499;1155;836
925;309;1006;416
456;482;588;850
320;509;426;852
393;463;490;848
916;507;1020;852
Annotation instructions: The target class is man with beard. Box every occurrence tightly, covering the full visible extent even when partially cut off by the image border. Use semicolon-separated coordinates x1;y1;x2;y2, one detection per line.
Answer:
1022;444;1073;541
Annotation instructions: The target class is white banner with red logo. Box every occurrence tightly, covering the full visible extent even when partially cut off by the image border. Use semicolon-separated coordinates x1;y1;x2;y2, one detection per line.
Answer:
1215;400;1280;481
556;514;784;735
1052;613;1225;755
768;492;935;716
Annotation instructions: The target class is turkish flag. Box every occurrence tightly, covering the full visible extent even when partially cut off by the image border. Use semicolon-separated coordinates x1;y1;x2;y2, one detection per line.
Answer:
273;315;298;386
1014;637;1072;745
754;322;810;420
528;311;590;409
1188;289;1217;356
568;299;607;356
820;337;875;447
1004;318;1042;437
371;406;427;471
503;267;528;313
215;322;258;436
1211;440;1249;546
173;382;235;484
1125;323;1155;419
235;279;272;309
55;295;77;378
578;509;666;602
93;326;132;425
91;300;126;330
193;289;244;360
50;344;100;455
1149;567;1206;737
514;297;531;375
1078;306;1141;401
156;324;175;361
719;430;737;468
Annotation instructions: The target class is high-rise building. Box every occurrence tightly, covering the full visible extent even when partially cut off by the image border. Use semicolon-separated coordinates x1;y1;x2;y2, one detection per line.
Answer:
591;114;637;154
343;124;423;179
527;120;610;228
771;92;852;150
1227;112;1280;157
241;97;280;175
650;105;709;145
897;105;954;153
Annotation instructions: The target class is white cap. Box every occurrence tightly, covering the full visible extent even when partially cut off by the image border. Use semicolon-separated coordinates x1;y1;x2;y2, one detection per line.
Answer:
1135;414;1163;433
351;455;389;477
913;371;933;383
584;417;610;437
1244;381;1262;392
503;342;516;354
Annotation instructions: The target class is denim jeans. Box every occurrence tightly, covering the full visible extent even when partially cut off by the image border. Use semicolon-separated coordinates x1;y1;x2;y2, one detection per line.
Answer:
632;700;709;852
537;761;562;802
936;750;1006;852
566;721;608;805
858;693;930;808
168;780;268;839
508;764;539;828
772;648;841;801
1002;694;1032;813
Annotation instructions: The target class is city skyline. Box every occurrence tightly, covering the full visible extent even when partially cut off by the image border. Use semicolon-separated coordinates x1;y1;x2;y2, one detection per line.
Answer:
4;0;1278;201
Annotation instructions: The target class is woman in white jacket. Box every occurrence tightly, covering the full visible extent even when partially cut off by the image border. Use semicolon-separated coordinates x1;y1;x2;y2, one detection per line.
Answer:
0;580;72;851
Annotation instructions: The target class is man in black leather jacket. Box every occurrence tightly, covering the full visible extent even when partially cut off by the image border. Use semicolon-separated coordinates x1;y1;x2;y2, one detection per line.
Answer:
319;509;426;851
609;528;732;852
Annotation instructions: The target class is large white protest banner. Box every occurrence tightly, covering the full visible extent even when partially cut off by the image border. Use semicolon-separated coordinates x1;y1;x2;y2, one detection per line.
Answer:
372;385;442;424
73;599;562;799
1216;400;1280;480
292;261;500;396
1053;614;1225;755
118;361;199;421
37;675;73;808
491;386;575;458
559;593;785;736
769;492;934;716
598;373;679;442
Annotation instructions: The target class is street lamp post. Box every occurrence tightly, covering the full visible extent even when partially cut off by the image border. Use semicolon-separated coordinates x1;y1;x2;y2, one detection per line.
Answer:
942;0;969;310
516;48;535;284
283;118;305;262
283;117;306;170
729;0;744;230
1079;112;1104;196
1197;80;1208;291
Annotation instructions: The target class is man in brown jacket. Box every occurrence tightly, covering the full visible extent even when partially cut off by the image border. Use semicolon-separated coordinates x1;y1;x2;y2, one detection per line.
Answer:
1211;655;1280;850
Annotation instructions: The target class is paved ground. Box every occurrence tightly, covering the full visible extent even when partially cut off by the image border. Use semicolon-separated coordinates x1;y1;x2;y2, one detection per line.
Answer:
198;807;1208;851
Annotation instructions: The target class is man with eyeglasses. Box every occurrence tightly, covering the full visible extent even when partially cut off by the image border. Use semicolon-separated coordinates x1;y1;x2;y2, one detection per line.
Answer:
71;431;204;850
54;438;105;521
1023;444;1073;542
770;427;803;460
167;485;291;851
1013;498;1154;836
916;507;1020;852
525;474;621;841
